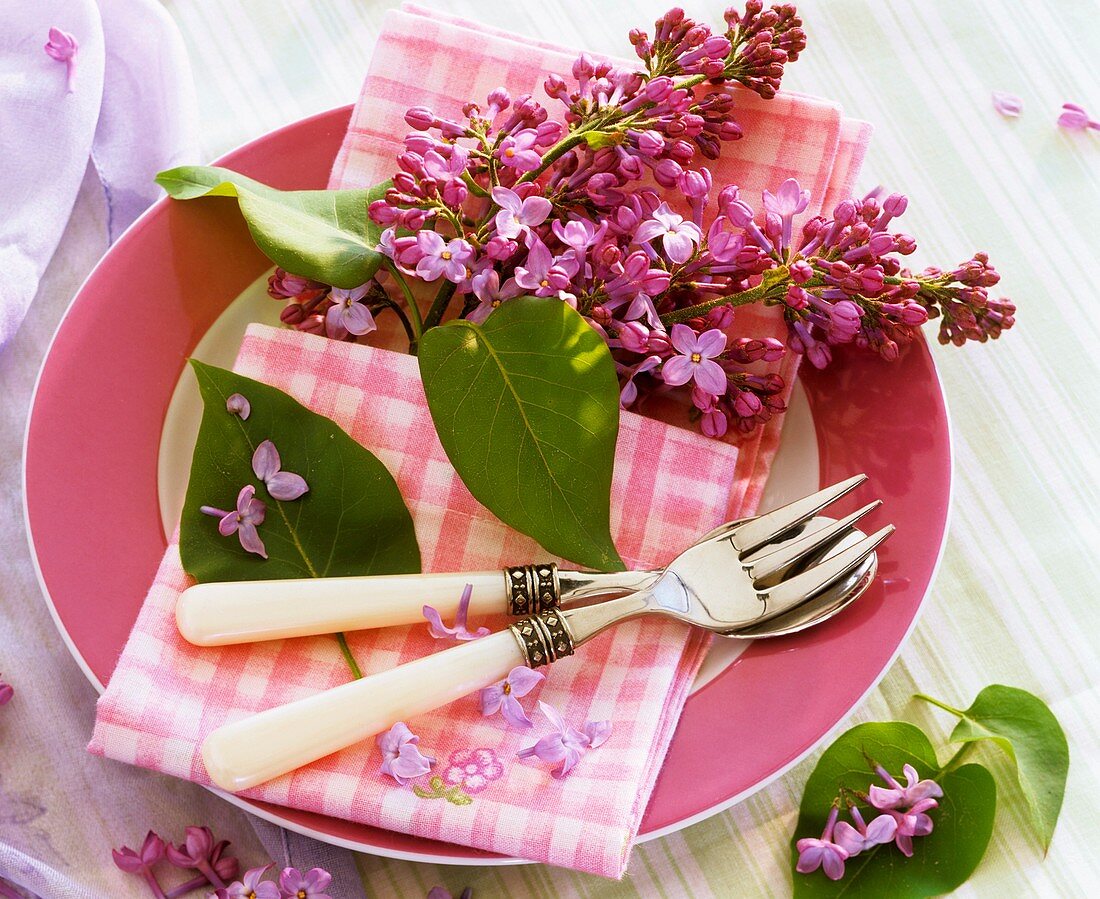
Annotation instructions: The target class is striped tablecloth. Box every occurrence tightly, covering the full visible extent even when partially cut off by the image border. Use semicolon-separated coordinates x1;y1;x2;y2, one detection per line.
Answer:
10;0;1096;895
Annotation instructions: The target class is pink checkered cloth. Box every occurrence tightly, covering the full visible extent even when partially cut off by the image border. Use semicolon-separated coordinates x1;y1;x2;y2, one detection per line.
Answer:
91;8;873;878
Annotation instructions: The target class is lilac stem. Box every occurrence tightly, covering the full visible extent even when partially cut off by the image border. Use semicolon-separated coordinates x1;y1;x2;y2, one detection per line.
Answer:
165;874;211;898
141;869;168;899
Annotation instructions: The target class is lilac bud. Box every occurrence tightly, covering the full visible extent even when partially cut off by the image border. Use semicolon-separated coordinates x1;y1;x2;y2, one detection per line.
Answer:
299;313;326;335
726;199;756;228
883;193;908;217
644;76;675;102
439;120;468;139
280;303;307;326
701;405;728;438
868;232;895;257
789;259;814;283
597;242;622;267
680;168;711;199
618;320;650;353
589;305;613;327
733;390;763;417
619;153;644;180
403;134;436;155
668;139;695;163
392;172;418;194
535;121;564;146
631;129;665;157
486;236;518;260
441;179;468;206
544;73;569;99
653;158;683;188
573;52;596;81
785;285;809;310
705;304;735;330
404;106;436;131
895;233;917;255
368;199;398;225
832;199;859;227
487;87;511;112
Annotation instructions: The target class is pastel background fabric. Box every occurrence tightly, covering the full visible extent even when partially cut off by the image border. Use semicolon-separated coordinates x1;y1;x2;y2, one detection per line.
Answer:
1;0;1097;896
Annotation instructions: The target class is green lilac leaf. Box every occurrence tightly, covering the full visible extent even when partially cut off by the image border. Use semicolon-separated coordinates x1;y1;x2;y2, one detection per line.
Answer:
917;685;1069;852
155;165;390;289
791;722;996;898
180;360;420;582
417;296;624;571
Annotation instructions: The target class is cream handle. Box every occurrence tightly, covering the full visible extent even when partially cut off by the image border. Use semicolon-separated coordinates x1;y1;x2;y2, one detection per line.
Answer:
176;571;507;646
202;628;524;792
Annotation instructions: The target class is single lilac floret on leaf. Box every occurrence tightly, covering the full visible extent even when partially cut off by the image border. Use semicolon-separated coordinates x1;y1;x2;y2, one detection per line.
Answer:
200;485;268;558
1057;102;1100;131
517;701;612;777
44;27;78;92
480;666;544;728
377;722;435;785
423;583;490;641
991;91;1023;117
869;762;944;810
832;805;897;856
277;866;333;899
252;439;310;501
795;806;849;880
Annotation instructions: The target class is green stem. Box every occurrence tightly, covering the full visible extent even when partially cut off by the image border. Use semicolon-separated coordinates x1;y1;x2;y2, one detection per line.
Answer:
336;632;364;679
914;693;966;717
660;270;787;325
422;281;457;331
385;260;423;350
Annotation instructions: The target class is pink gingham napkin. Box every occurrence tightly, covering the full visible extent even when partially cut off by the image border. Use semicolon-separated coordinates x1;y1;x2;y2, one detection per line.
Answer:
91;9;873;878
93;325;735;876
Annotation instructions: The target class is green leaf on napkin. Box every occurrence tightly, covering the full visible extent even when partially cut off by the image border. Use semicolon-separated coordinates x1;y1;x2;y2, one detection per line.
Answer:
917;685;1069;852
180;360;420;583
417;297;623;571
155;165;389;289
792;722;996;899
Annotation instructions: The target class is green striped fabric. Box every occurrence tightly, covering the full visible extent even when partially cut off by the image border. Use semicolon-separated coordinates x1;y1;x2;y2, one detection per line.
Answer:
162;0;1099;893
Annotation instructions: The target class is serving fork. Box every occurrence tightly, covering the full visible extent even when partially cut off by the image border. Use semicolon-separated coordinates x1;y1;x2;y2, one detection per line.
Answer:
199;474;893;792
178;474;876;647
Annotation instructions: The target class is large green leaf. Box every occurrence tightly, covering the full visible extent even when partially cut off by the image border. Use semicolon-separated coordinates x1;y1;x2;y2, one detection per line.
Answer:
417;297;623;571
792;722;996;898
180;360;420;583
156;165;389;289
917;685;1068;852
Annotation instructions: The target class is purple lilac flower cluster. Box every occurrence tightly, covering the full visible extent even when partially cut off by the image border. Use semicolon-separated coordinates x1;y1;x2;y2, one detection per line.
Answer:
796;763;944;881
263;3;1015;438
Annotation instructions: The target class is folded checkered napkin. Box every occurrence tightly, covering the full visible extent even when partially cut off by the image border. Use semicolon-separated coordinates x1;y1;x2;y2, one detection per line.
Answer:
92;8;873;878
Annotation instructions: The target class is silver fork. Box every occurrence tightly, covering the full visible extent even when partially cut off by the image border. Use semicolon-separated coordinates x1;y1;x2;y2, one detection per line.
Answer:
177;474;874;647
200;475;893;792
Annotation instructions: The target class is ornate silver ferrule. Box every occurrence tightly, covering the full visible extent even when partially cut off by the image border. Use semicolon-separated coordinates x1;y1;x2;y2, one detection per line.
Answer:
504;563;560;616
508;608;576;669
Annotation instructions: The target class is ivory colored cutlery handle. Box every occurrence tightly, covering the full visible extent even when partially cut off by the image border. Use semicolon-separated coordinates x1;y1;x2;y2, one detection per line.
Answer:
202;629;525;792
176;571;507;646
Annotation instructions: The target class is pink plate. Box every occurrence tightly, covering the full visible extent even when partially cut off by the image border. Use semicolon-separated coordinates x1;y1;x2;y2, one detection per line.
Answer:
24;107;951;864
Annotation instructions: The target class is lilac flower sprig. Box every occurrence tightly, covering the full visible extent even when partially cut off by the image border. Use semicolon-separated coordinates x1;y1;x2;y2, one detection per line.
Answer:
113;827;242;898
517;701;611;777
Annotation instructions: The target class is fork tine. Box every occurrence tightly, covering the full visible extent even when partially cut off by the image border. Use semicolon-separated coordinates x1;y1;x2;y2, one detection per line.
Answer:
759;524;894;613
728;473;868;555
744;501;882;583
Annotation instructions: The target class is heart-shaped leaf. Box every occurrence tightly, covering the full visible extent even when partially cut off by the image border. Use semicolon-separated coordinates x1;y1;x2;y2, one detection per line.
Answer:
417;297;623;571
156;165;389;289
180;360;420;583
792;722;996;898
917;685;1068;851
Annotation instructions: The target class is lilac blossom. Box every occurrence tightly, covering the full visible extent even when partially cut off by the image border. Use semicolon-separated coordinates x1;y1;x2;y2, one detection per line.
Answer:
377;722;435;785
468;270;523;323
225;394;250;420
868;763;944;810
661;325;728;395
44;27;78;92
1057;102;1100;131
277;867;333;899
991;91;1023;117
517;701;611;777
497;129;542;172
325;284;377;338
480;666;544;728
887;797;939;857
0;676;12;706
422;584;490;641
513;238;578;300
634;202;702;263
832;805;897;856
200;486;267;558
492;187;552;239
216;865;280;899
620;355;661;406
252;440;310;502
796;807;849;880
416;232;475;283
112;831;166;897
